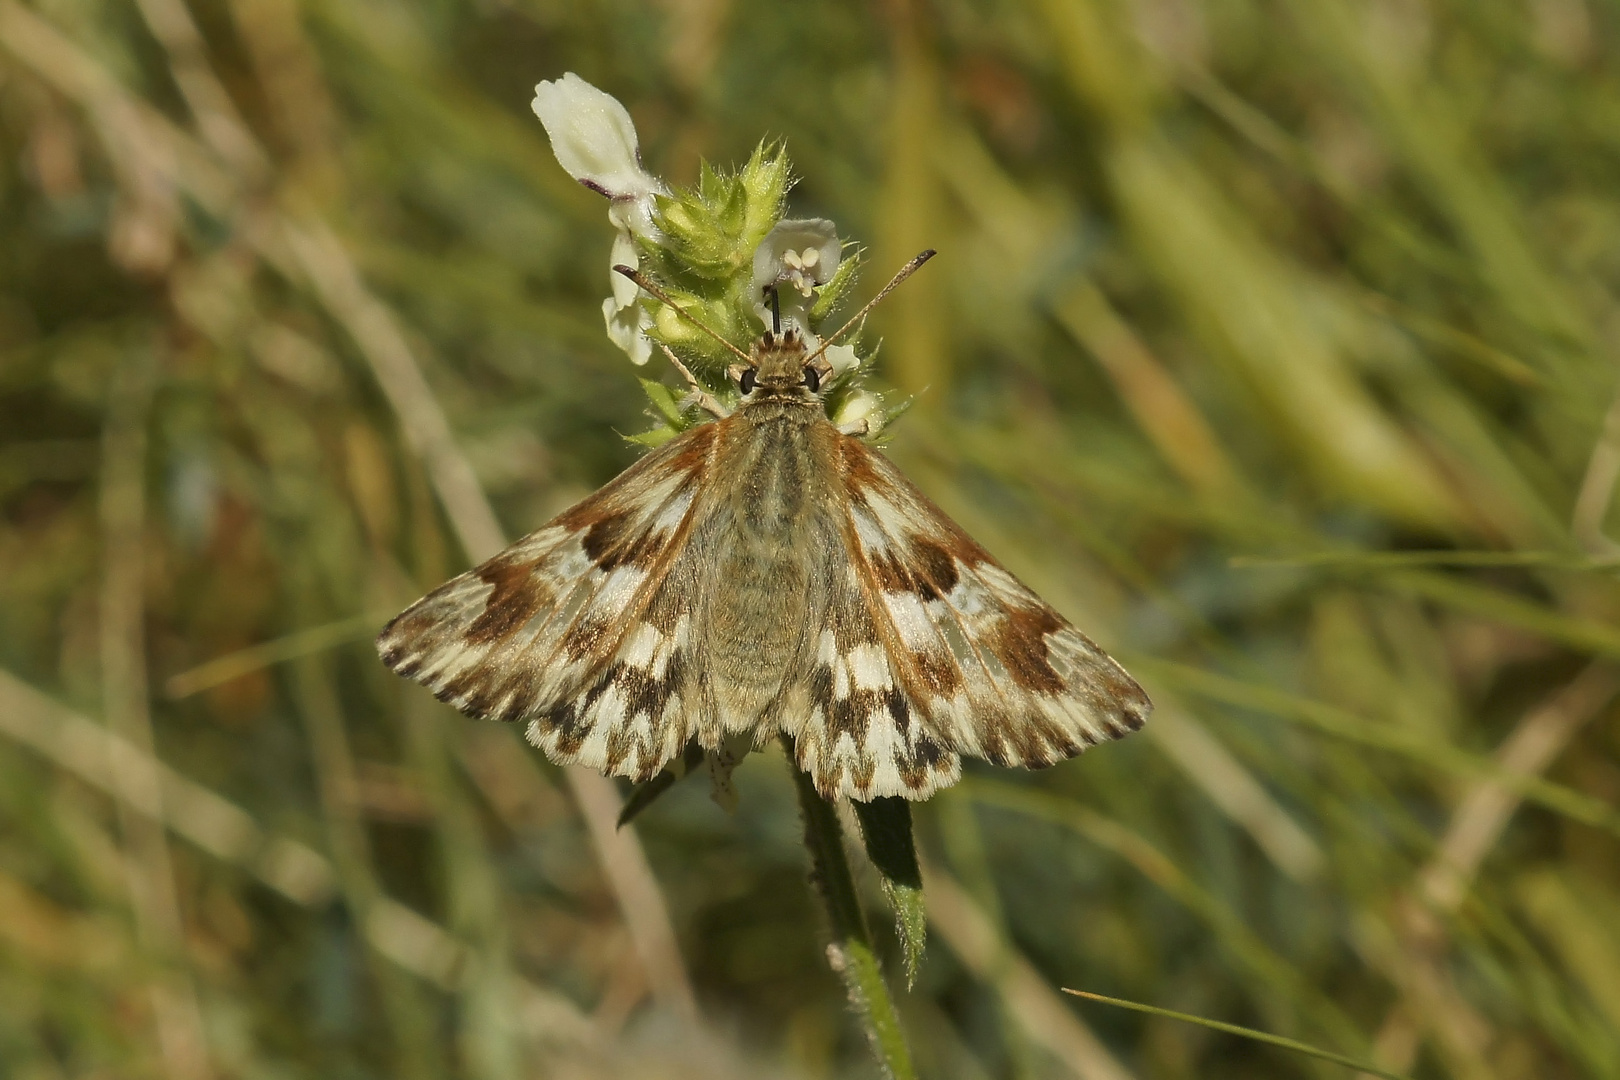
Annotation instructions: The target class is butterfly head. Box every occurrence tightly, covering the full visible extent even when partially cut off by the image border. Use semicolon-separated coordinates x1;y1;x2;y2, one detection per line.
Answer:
611;250;937;409
731;329;830;402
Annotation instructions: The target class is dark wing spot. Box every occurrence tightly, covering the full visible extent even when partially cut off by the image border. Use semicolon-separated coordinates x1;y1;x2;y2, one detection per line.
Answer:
535;699;591;756
883;686;912;736
990;605;1067;694
808;663;834;711
827;691;871;743
913;648;962;695
581;650;686;722
582;510;633;569
981;731;1011;767
895;733;948;791
467;553;554;645
562;615;613;661
869;550;914;594
908;537;960;597
496;690;532;724
1050;730;1083;757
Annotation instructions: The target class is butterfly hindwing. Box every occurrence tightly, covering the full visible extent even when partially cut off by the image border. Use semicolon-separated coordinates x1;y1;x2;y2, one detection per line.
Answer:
778;546;963;801
376;422;720;781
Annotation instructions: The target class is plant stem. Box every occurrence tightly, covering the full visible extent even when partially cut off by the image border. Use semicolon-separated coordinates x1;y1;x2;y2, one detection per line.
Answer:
786;742;916;1080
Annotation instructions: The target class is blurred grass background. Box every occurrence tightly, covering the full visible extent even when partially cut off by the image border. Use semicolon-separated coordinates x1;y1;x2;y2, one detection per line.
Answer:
2;0;1620;1077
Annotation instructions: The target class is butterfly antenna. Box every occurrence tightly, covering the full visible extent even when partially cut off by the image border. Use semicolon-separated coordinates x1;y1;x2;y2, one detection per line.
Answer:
613;265;753;365
806;249;936;367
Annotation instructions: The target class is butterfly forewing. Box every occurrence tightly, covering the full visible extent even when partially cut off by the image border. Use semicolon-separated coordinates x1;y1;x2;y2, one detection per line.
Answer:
377;422;719;781
830;435;1151;780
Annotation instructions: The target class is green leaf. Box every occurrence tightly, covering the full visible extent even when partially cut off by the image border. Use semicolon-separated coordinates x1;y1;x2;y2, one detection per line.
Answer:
617;744;705;827
878;393;913;428
638;377;687;425
625;423;678;448
853;797;927;988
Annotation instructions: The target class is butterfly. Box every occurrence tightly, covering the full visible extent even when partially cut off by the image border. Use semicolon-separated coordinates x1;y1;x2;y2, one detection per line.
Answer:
377;254;1150;802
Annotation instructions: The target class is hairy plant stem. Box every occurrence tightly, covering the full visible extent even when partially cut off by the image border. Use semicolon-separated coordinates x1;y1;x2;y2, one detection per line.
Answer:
785;740;916;1080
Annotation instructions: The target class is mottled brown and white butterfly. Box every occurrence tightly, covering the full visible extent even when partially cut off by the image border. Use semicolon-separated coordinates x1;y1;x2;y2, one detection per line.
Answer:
377;254;1150;801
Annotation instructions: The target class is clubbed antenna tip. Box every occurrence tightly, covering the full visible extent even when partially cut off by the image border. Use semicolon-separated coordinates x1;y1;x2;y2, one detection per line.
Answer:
806;250;936;367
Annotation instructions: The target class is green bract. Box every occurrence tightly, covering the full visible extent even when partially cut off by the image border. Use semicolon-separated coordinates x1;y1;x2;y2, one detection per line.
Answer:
637;142;791;372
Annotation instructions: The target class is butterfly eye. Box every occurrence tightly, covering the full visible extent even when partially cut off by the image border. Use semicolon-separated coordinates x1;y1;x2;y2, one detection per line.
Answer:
739;368;757;394
802;366;821;393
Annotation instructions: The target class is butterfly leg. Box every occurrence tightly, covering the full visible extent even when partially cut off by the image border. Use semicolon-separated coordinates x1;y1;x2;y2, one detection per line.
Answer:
659;343;731;419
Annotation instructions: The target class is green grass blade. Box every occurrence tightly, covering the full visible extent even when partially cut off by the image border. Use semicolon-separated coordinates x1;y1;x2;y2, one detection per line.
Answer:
164;613;393;699
1232;551;1620;572
1063;990;1413;1080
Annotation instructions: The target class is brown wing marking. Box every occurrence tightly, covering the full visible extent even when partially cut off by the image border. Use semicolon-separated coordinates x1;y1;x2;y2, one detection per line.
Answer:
376;421;721;781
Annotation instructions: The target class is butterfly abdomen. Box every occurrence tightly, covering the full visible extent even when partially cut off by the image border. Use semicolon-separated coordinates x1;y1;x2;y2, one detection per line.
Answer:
702;404;832;730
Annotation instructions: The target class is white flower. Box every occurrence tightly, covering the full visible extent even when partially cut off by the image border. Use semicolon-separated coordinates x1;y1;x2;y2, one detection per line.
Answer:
604;216;655;364
751;219;841;335
531;73;661;208
835;390;887;436
603;297;656;365
532;73;667;363
822;343;861;379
